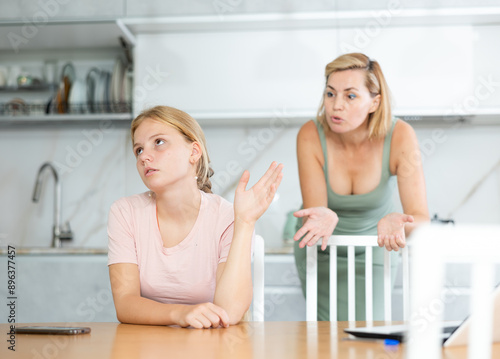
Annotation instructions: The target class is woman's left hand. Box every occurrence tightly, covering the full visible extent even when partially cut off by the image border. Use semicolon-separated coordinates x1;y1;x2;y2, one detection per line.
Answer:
377;213;414;251
234;162;284;226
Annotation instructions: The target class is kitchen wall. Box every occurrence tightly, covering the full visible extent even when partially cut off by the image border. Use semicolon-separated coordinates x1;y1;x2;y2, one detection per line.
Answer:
1;24;500;250
1;117;500;249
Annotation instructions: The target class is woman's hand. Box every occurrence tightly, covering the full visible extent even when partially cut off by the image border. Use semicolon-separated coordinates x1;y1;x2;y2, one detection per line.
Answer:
234;162;284;226
175;303;230;329
293;207;339;251
377;213;414;251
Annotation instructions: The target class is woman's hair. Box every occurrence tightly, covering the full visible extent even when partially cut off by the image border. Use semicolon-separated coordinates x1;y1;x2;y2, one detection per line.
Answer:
131;106;214;193
317;53;392;139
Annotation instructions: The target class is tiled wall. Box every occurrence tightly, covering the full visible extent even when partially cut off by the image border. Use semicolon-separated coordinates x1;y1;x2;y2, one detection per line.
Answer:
1;120;500;250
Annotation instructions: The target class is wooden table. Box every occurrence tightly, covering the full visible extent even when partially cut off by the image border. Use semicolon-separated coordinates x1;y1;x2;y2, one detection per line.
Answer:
2;321;498;358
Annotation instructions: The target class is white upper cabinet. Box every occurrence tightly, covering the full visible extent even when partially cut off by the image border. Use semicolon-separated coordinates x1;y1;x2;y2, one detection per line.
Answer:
125;0;499;18
338;26;476;114
133;29;335;119
0;0;124;21
133;24;500;123
125;0;338;17
123;0;500;33
337;0;500;10
125;0;219;17
126;0;500;123
472;26;500;111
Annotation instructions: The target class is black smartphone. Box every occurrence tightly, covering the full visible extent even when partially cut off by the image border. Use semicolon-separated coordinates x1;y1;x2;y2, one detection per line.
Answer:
15;326;91;335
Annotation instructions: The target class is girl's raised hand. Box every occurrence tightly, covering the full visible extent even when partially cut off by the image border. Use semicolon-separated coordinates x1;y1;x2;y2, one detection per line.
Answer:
234;162;284;226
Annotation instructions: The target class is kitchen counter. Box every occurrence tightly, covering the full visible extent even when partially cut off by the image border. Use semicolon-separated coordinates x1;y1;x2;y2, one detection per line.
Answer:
0;247;108;255
265;245;294;255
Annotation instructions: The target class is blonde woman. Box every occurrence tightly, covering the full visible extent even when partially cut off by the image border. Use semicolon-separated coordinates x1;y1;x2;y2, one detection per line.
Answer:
108;106;283;328
293;53;429;321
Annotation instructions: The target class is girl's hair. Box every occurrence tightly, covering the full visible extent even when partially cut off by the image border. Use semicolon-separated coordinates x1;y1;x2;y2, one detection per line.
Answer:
317;53;392;139
131;106;214;193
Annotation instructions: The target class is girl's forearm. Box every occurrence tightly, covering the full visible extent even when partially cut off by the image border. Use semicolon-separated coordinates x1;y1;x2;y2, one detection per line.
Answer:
213;219;254;324
114;294;186;325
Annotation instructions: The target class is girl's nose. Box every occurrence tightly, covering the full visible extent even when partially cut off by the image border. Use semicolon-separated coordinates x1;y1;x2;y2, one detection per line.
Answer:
138;150;153;165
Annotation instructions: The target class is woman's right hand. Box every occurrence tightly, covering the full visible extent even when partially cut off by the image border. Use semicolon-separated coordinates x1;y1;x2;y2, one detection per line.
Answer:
175;303;230;329
293;207;339;251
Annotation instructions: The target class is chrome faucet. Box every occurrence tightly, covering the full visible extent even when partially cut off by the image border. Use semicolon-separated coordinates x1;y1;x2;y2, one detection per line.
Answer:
32;162;73;247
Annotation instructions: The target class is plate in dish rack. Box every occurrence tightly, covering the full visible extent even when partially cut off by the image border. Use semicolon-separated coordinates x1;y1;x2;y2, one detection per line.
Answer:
86;67;100;113
111;57;125;112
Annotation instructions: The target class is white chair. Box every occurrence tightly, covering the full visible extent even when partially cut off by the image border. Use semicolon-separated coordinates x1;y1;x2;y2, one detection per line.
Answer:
251;234;265;321
306;235;410;322
407;224;500;359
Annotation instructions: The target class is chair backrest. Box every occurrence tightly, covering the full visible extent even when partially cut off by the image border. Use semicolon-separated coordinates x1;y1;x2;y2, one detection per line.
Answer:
407;224;500;359
252;234;265;321
306;235;410;322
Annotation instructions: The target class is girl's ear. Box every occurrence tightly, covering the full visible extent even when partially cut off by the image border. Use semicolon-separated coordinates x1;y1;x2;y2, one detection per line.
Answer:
190;142;202;164
369;94;381;113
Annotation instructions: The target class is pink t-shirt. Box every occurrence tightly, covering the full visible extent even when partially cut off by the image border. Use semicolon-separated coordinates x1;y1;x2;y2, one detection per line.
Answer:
107;190;235;305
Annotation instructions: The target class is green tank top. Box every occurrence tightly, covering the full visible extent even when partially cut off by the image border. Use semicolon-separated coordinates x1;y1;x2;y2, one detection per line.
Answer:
316;119;399;236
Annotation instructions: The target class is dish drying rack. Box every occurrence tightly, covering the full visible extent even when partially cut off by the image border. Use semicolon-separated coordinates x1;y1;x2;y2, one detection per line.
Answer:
0;100;132;116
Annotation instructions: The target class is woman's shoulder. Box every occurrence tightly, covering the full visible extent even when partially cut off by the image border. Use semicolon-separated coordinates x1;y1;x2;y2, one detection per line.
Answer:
298;119;320;138
389;118;420;170
393;117;414;132
391;118;418;145
297;119;323;149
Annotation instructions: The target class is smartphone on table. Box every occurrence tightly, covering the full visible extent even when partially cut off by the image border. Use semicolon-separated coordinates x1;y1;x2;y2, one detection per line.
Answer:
15;326;91;335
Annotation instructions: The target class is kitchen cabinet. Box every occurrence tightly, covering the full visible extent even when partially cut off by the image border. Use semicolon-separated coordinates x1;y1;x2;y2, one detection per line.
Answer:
133;25;500;126
123;2;500;33
0;253;116;323
263;253;410;321
0;251;491;323
0;0;125;21
125;0;498;19
262;253;486;322
126;0;217;17
119;1;500;125
125;0;341;18
337;0;500;11
264;254;306;321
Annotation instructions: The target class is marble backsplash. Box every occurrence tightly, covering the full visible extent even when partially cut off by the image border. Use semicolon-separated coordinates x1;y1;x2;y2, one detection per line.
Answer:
1;120;500;250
